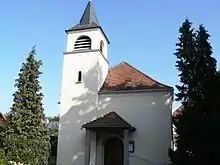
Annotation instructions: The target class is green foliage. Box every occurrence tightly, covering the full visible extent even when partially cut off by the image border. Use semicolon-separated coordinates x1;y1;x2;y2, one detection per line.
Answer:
174;19;197;103
2;47;51;165
171;19;219;165
0;149;6;165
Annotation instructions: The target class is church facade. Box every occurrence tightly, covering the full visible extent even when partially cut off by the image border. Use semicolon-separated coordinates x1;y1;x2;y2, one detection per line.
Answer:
57;2;174;165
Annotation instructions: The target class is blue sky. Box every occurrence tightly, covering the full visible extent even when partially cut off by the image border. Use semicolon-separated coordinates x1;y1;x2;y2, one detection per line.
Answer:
0;0;219;116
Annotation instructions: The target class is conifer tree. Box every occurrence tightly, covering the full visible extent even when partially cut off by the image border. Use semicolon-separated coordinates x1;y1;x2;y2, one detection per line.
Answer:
190;25;219;165
194;25;217;98
171;20;219;165
174;19;197;104
2;46;50;165
170;19;197;165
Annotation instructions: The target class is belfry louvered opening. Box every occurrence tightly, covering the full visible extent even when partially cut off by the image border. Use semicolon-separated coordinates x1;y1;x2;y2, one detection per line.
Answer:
100;40;104;54
74;36;91;51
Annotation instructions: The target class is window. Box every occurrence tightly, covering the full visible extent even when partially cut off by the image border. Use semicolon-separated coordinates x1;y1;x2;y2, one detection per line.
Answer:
100;40;104;53
78;71;82;82
74;36;91;51
128;141;135;153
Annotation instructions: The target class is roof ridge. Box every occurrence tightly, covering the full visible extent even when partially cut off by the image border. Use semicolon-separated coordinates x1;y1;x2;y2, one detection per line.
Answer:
109;61;127;70
123;62;173;89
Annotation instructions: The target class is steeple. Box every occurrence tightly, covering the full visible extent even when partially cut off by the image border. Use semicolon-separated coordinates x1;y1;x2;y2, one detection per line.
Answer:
66;1;100;32
65;1;110;43
79;1;99;26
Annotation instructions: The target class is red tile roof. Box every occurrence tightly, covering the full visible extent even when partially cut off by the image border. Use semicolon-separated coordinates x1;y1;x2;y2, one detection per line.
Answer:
82;111;135;131
99;62;172;92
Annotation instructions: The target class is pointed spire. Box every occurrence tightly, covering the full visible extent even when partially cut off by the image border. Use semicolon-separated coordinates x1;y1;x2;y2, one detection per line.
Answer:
65;0;109;44
79;1;99;26
66;1;100;32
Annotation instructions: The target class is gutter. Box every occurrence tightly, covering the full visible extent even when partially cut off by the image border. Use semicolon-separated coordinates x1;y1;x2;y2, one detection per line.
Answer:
98;87;174;95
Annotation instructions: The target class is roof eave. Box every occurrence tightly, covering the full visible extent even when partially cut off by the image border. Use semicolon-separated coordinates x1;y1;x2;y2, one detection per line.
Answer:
98;87;174;94
82;125;136;132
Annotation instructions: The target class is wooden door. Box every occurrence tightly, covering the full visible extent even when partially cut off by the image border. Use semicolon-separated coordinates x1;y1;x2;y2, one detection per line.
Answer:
104;137;124;165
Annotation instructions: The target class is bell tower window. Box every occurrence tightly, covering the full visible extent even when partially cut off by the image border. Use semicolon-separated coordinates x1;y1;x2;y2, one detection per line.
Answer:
74;36;91;51
78;71;82;82
100;40;104;54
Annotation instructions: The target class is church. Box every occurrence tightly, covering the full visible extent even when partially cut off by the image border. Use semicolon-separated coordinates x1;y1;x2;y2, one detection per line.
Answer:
57;1;174;165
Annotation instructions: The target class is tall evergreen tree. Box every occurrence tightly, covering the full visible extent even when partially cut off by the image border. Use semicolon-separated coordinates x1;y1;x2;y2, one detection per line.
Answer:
2;46;50;165
174;19;197;104
194;25;217;98
191;25;219;165
171;19;197;165
171;20;219;165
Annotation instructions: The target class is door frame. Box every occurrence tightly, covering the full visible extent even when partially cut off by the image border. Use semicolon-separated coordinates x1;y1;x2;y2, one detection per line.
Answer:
100;134;124;165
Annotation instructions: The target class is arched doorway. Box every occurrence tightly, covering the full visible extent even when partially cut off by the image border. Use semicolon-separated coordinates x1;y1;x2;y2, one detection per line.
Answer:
104;137;124;165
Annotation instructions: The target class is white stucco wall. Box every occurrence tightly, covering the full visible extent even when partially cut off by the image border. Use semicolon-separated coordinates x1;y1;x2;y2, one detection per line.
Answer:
57;23;172;165
57;51;99;165
97;53;109;91
98;91;173;165
58;87;173;165
57;28;109;165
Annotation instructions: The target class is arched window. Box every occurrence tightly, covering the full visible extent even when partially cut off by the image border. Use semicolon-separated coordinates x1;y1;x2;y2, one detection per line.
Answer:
74;36;91;51
100;40;104;54
78;71;82;82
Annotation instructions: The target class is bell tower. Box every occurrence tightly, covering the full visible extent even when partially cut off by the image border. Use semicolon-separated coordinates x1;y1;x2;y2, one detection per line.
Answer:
57;1;110;165
60;0;110;115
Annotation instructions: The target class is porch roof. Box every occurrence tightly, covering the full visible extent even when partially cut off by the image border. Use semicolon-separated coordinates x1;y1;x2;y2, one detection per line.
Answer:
82;111;136;131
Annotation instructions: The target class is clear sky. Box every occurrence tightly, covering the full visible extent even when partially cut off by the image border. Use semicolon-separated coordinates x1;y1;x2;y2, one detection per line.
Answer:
0;0;219;117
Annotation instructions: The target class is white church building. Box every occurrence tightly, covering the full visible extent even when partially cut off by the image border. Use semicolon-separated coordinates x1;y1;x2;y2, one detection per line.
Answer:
57;1;174;165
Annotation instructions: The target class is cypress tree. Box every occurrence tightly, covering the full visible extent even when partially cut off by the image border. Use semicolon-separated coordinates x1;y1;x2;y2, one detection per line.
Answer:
3;46;50;165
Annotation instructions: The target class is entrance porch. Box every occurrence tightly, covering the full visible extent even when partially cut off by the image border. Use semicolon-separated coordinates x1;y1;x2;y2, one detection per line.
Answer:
82;111;136;165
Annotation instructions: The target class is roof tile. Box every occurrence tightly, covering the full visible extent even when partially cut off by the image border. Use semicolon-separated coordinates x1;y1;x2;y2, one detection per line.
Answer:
100;62;172;92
